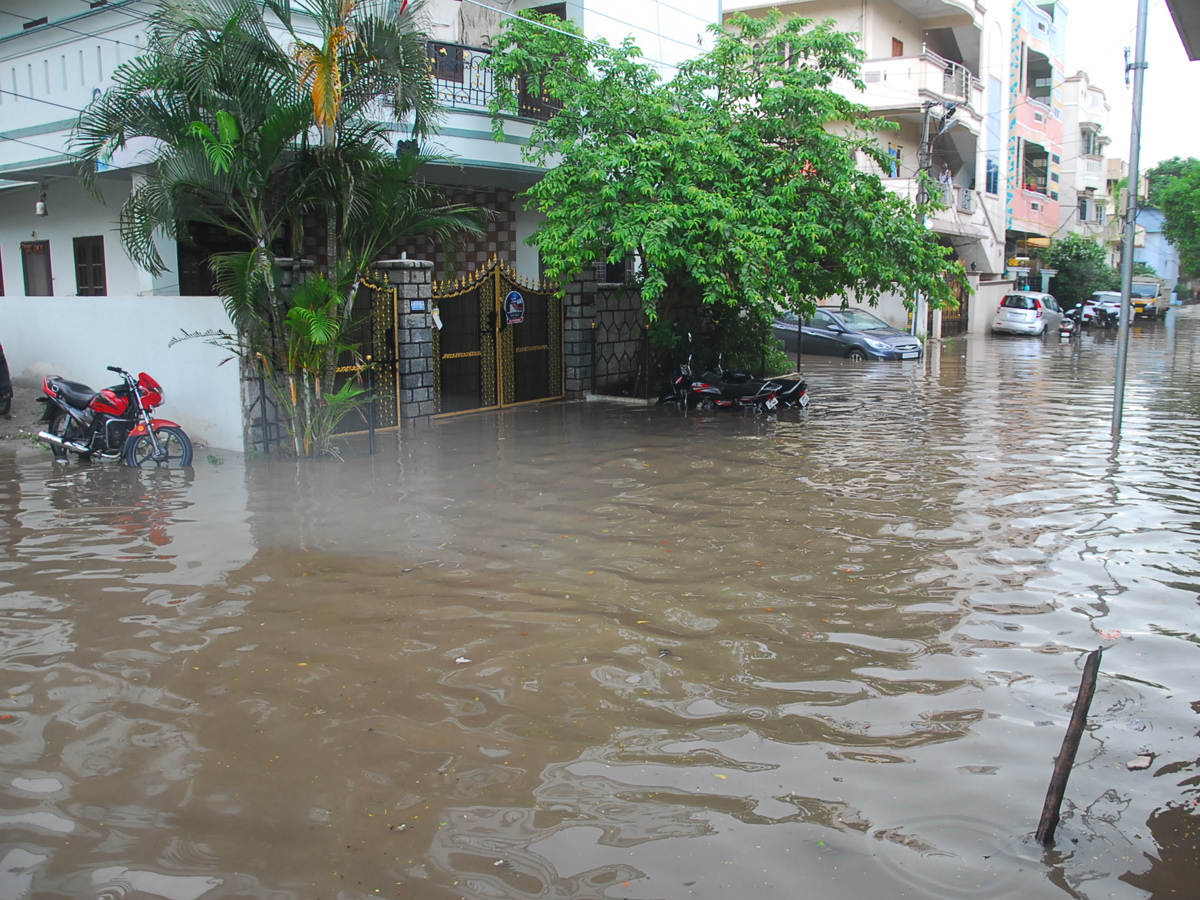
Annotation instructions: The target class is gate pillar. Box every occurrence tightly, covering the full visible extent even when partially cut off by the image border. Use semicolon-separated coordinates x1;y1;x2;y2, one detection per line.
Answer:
563;269;597;397
377;258;436;424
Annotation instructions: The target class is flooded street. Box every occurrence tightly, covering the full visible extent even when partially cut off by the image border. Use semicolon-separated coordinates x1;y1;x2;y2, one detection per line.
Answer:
4;308;1200;900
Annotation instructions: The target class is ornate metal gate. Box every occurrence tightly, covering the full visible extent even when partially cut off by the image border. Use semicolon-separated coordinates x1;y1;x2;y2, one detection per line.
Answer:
934;277;971;336
334;273;398;433
432;258;563;416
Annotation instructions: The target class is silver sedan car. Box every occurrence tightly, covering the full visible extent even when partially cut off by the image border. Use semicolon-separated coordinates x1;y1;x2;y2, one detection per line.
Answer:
991;291;1064;336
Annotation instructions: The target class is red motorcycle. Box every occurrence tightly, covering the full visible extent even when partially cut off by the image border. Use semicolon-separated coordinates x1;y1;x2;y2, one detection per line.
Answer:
38;365;193;467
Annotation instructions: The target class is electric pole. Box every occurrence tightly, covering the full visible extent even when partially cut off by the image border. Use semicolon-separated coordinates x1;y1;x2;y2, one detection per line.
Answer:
1113;0;1149;439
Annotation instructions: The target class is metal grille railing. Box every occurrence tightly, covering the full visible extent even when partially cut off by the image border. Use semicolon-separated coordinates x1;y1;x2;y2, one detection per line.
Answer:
427;42;560;121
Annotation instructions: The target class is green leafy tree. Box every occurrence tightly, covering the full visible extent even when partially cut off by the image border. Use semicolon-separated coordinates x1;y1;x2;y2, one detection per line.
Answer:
1154;158;1200;277
486;11;961;331
1049;234;1117;309
1145;156;1192;210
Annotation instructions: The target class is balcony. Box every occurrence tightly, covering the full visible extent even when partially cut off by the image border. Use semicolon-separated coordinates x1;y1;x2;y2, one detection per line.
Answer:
0;8;147;175
882;178;981;231
891;0;978;25
860;49;983;130
427;42;558;121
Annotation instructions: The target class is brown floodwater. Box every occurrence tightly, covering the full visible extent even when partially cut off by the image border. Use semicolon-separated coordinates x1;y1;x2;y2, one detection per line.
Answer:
3;309;1200;900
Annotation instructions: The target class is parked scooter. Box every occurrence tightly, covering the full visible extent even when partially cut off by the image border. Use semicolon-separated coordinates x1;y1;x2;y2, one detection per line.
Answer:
38;366;193;467
658;345;809;411
689;368;781;411
1059;306;1081;339
1094;305;1119;329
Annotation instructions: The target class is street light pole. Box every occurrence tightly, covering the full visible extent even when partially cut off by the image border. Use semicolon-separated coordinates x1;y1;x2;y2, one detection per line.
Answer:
1113;0;1149;439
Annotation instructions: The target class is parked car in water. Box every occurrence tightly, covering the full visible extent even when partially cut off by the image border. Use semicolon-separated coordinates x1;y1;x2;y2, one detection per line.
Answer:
773;307;924;361
991;291;1064;336
0;339;12;417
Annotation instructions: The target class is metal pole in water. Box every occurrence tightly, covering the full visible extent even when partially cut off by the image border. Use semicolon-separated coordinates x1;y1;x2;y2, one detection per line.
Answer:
1113;0;1149;438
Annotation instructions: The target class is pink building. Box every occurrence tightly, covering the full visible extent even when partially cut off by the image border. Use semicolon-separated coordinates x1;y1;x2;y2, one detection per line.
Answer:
1007;1;1067;262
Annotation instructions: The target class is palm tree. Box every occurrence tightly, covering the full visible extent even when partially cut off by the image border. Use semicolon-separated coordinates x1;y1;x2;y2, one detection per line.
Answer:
71;0;482;455
279;0;441;279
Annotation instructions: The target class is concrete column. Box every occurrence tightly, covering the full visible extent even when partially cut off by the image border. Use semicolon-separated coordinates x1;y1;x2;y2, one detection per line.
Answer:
377;258;435;424
563;267;598;397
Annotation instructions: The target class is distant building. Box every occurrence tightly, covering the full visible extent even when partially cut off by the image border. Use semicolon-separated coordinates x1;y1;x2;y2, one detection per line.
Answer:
1059;71;1112;242
1134;207;1181;293
1005;1;1067;264
725;0;1013;334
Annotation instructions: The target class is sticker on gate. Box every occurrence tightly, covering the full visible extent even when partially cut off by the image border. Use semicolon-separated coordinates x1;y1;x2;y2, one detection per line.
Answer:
504;291;525;325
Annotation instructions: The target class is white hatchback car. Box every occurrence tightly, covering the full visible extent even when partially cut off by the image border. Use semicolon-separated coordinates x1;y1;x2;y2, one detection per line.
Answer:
991;291;1064;336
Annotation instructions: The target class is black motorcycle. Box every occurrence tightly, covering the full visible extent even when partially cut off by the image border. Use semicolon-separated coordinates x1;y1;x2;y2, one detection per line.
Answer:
658;360;808;411
1094;305;1120;329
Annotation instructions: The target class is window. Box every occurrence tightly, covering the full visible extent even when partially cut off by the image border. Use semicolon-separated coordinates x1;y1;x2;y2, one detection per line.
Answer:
808;311;839;329
892;38;904;57
21;241;52;295
986;158;1000;195
986;76;1002;195
1079;199;1089;222
887;143;901;178
74;236;107;295
1097;206;1106;227
1081;130;1097;156
1002;295;1037;310
428;42;464;83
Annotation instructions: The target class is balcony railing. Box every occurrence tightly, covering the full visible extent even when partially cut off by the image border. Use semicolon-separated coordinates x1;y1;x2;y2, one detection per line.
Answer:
881;178;977;221
427;41;558;121
862;48;982;110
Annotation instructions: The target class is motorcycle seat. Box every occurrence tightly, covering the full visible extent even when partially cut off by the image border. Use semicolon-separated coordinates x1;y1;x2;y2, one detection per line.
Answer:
48;378;96;408
717;380;766;400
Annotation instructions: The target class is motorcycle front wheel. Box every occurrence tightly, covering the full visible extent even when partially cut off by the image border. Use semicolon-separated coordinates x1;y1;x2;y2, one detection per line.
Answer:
124;426;193;468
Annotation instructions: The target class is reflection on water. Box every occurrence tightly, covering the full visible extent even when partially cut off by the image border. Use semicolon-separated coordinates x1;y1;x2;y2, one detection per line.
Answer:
3;310;1200;899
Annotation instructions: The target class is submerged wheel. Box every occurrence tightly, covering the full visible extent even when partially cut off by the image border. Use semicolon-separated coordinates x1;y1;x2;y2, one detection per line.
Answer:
46;412;91;461
846;348;867;361
124;426;193;468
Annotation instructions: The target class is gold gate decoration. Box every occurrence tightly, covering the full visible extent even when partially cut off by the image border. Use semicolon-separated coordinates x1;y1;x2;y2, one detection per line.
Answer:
432;257;563;416
333;272;398;433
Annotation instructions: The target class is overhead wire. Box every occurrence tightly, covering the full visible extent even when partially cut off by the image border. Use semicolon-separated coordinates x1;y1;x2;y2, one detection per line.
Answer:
0;6;144;47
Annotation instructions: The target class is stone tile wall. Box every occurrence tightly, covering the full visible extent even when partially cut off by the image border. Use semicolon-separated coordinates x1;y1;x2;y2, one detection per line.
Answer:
377;259;436;423
377;187;518;281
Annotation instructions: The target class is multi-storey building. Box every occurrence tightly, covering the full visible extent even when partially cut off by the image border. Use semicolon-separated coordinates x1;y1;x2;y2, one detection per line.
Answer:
725;0;1013;333
0;0;718;448
0;0;719;298
1005;1;1066;263
1059;70;1111;242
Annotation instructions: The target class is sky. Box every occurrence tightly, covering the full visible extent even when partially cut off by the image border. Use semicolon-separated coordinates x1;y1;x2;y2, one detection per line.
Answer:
1062;0;1196;170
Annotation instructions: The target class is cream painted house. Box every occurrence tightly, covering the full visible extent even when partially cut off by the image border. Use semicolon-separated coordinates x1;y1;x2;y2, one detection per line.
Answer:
0;0;718;447
725;0;1014;335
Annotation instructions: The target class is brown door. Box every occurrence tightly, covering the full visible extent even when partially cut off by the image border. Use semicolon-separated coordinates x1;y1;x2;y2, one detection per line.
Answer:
73;236;107;296
892;38;904;57
21;241;53;296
